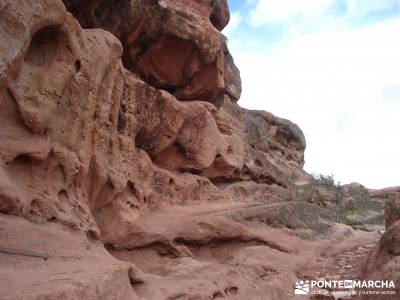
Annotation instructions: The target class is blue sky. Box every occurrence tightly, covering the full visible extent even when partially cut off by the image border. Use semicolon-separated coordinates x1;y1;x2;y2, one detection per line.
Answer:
224;0;400;188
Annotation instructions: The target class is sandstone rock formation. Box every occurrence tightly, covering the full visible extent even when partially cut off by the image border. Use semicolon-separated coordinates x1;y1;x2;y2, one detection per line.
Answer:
368;186;400;201
0;0;308;234
62;0;235;104
0;0;310;298
0;0;397;299
359;187;400;299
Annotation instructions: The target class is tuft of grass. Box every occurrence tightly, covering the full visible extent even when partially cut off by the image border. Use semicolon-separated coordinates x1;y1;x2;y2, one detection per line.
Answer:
347;207;360;215
311;173;341;190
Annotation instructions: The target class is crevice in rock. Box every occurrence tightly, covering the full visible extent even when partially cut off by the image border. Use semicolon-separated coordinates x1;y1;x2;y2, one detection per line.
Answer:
224;286;239;296
129;277;145;288
134;128;150;151
110;241;182;259
104;243;116;251
25;25;62;66
0;246;49;260
74;59;81;72
211;291;224;298
117;110;126;133
172;235;290;255
86;230;99;241
173;236;262;248
209;174;285;188
10;154;33;166
178;167;202;175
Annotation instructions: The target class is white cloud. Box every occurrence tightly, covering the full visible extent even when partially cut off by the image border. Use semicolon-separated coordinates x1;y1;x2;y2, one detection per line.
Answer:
249;0;400;26
223;11;243;37
229;18;400;188
346;0;400;17
249;0;336;25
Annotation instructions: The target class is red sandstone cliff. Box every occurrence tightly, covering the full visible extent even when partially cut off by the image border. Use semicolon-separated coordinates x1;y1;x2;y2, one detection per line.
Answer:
0;1;397;299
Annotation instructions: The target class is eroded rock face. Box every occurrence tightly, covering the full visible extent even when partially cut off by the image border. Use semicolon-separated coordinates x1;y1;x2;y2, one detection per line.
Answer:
385;198;400;228
2;0;397;299
0;0;315;299
0;0;307;234
62;0;237;104
359;188;400;299
0;214;138;300
368;186;400;200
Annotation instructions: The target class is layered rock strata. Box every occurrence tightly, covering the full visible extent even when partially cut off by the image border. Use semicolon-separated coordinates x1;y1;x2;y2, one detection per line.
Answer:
0;0;307;238
0;0;309;298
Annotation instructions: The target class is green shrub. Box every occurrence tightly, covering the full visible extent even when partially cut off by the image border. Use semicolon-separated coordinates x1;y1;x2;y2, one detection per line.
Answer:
311;173;341;189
